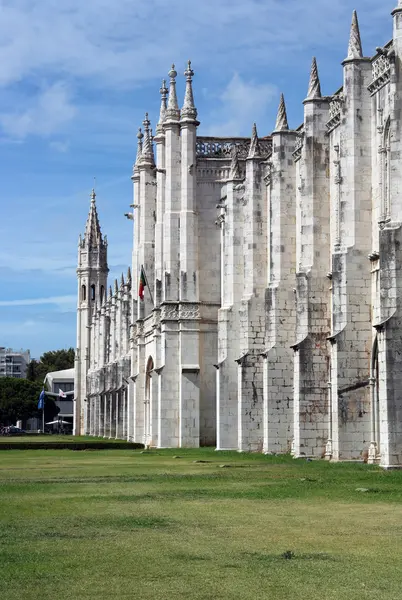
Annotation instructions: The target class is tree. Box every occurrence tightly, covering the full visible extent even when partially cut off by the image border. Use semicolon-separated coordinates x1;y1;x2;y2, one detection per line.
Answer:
0;378;60;426
26;348;75;384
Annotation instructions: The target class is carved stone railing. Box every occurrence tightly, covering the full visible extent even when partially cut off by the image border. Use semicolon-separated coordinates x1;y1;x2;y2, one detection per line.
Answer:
196;136;272;160
368;52;391;95
326;94;344;132
293;130;304;161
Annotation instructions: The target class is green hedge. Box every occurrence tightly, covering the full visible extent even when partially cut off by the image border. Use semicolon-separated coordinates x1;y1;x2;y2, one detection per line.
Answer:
0;442;144;450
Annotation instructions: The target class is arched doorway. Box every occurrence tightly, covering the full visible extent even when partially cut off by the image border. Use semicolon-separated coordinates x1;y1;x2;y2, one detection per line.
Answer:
145;357;154;446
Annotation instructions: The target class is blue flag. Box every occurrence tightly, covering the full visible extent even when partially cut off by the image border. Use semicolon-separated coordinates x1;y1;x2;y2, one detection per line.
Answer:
38;390;45;410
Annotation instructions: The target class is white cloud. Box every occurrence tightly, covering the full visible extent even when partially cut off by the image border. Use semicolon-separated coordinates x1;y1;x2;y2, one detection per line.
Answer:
203;73;277;137
0;1;395;90
0;295;76;309
0;82;76;139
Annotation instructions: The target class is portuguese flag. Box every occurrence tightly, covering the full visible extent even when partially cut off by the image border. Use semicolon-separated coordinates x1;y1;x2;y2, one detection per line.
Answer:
139;266;147;300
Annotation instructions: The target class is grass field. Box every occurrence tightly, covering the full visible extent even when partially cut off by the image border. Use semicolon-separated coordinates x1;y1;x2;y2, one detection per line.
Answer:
1;448;402;600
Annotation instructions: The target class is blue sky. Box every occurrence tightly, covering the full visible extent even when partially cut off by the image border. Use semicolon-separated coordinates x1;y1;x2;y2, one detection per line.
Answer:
0;0;397;359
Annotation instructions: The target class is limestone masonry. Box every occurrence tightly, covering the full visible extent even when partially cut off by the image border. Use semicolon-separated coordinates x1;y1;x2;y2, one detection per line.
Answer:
74;6;402;468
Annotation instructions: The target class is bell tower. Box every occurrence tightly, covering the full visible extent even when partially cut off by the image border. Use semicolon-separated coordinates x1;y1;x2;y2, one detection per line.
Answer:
74;189;108;435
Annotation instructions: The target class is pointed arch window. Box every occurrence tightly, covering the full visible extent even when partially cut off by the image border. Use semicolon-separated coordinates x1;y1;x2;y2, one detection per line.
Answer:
81;285;86;302
91;284;96;302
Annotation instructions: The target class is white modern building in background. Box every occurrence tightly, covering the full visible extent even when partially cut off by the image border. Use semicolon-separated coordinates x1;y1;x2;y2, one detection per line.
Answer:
44;368;74;425
0;347;30;379
75;5;402;468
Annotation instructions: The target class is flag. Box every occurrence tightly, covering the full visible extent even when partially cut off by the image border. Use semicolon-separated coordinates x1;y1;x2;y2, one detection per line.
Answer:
58;389;67;399
139;266;147;300
38;390;45;410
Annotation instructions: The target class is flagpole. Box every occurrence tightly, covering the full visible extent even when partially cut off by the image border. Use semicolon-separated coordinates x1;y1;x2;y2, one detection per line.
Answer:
141;265;154;307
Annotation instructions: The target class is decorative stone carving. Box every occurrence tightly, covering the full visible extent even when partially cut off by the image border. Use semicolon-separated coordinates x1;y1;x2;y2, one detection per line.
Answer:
161;303;179;321
179;303;200;320
326;94;344;132
368;53;391;95
293;132;304;162
196;137;272;160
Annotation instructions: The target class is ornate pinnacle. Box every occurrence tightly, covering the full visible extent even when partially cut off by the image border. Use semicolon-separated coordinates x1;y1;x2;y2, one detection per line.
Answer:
127;266;132;286
306;57;322;100
114;279;119;295
109;285;113;300
141;113;155;165
229;144;241;180
347;10;363;60
165;64;180;122
247;123;261;159
181;60;198;122
135;127;144;167
275;94;289;132
84;188;103;247
120;273;125;289
156;79;168;133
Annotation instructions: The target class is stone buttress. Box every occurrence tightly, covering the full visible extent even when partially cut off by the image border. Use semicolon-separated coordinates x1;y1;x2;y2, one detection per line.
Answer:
263;95;297;454
292;71;331;458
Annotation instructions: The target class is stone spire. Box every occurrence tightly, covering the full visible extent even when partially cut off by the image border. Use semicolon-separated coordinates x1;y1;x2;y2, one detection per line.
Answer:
114;278;119;295
141;113;155;165
165;64;180;122
181;60;198;122
306;57;322;100
126;266;132;287
347;10;363;59
120;273;125;289
156;79;168;134
229;144;241;179
247;123;261;159
109;285;113;300
135;127;143;167
275;94;289;132
84;189;103;247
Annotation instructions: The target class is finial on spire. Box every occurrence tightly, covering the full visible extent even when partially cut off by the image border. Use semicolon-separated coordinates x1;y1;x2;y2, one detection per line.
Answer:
135;127;144;166
347;10;363;60
306;57;322;100
156;79;168;132
275;94;289;132
181;60;198;122
229;144;241;179
141;113;155;165
91;188;96;203
247;123;261;159
165;64;180;122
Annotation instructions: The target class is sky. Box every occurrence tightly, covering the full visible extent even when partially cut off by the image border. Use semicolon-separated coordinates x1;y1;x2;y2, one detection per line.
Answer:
0;0;397;359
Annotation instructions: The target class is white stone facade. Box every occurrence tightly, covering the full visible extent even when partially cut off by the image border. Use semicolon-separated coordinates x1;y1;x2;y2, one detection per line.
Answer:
74;7;402;468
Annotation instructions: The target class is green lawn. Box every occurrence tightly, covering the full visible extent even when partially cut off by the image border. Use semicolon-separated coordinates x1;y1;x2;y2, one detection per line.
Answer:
1;448;402;600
